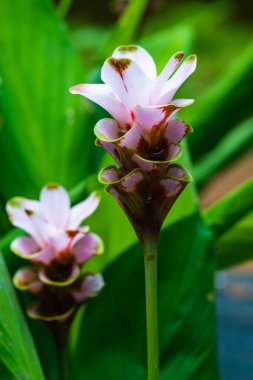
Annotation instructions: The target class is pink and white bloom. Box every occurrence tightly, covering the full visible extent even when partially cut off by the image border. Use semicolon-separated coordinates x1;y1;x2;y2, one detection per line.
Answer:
69;46;196;241
7;184;103;286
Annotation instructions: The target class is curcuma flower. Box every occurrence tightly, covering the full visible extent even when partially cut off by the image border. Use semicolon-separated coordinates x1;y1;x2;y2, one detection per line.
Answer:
70;45;196;241
70;45;197;379
6;184;104;322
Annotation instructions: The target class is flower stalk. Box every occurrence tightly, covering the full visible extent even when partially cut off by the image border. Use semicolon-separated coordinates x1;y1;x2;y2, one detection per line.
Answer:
142;236;159;380
53;320;70;380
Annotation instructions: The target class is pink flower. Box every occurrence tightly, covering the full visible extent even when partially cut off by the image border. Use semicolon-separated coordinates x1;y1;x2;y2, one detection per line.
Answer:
69;46;196;241
7;184;103;285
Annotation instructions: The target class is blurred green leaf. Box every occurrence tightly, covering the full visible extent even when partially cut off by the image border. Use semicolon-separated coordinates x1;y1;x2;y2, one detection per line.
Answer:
0;0;96;203
204;178;253;239
0;361;12;380
187;40;253;161
142;1;232;36
71;212;218;380
215;211;253;269
204;177;253;269
0;229;22;256
140;23;194;72
27;319;60;380
194;118;253;187
98;0;149;58
70;26;109;62
0;253;45;380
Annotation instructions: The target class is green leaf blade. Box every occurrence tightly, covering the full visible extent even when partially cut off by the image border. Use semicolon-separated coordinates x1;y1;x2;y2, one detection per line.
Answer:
204;178;253;238
0;253;45;380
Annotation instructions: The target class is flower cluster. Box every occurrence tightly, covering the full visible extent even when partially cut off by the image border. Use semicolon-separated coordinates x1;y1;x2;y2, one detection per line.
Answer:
6;184;104;322
70;45;196;241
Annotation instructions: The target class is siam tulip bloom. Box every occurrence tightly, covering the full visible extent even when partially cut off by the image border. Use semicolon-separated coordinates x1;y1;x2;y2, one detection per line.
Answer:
70;45;196;241
70;45;197;380
6;184;104;321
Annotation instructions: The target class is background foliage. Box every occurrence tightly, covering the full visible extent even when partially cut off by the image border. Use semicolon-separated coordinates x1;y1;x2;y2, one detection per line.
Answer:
0;0;252;379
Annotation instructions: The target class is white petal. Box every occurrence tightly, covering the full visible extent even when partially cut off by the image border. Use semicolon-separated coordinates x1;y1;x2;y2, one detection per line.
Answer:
134;104;180;131
50;231;70;253
159;55;197;104
151;51;184;103
170;99;194;107
40;184;70;229
112;45;157;79
119;123;143;150
6;198;52;247
69;227;90;248
13;267;41;292
94;118;124;141
101;57;153;112
68;192;100;229
72;274;105;302
11;236;39;258
73;233;103;264
31;246;55;265
49;228;89;253
164;119;192;142
23;199;41;214
70;83;130;128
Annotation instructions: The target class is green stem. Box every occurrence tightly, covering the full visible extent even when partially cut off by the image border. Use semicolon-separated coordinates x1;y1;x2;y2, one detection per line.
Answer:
59;344;68;380
52;320;71;380
142;237;159;380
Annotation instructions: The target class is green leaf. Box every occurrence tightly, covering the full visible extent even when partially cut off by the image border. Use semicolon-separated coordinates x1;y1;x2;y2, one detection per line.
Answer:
187;40;253;161
194;117;253;187
0;253;45;380
98;0;149;58
0;0;96;202
70;25;109;61
71;212;218;380
204;178;253;238
215;211;253;269
142;1;232;36
27;319;60;380
204;178;253;269
140;23;194;72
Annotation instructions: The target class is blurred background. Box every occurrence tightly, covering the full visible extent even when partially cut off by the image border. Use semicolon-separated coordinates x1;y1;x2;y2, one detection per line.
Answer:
0;0;253;379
